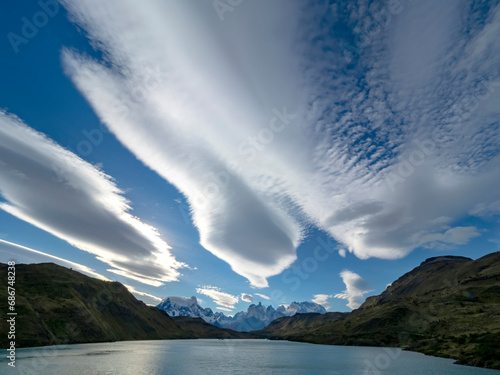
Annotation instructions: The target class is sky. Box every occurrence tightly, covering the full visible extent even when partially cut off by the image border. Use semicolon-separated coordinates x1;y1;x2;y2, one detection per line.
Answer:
0;0;499;313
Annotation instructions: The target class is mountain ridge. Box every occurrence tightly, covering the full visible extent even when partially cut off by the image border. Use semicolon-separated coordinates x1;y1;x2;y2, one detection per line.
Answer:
157;297;327;331
257;252;500;369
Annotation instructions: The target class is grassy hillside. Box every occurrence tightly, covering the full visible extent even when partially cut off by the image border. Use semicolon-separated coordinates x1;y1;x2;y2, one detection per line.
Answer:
258;252;500;369
258;312;348;338
0;263;247;348
171;316;258;339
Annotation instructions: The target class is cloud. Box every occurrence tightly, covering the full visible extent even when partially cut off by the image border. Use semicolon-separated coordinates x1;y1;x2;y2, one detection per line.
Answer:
254;293;271;300
338;249;346;258
240;293;253;303
0;111;185;286
410;226;481;249
470;200;500;218
0;238;109;281
312;294;332;310
60;0;500;286
123;284;162;305
195;285;239;309
334;270;373;310
216;307;234;312
60;0;303;288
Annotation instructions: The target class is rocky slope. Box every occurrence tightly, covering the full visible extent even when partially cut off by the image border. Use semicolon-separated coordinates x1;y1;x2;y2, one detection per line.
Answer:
0;263;249;348
257;252;500;369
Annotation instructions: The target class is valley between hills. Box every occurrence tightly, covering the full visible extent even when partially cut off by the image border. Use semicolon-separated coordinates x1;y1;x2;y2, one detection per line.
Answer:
1;251;499;369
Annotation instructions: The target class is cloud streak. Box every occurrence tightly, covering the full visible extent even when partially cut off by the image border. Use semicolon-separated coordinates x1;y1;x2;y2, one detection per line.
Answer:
334;270;373;310
60;0;500;286
0;238;109;281
195;285;239;310
124;284;162;305
254;293;271;300
0;111;185;286
312;294;332;310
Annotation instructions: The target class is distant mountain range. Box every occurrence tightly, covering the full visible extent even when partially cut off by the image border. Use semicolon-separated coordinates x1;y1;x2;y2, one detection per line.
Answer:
157;297;326;331
257;252;500;369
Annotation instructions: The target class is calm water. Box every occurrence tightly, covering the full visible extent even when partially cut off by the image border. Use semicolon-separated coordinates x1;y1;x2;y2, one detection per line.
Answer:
2;339;499;375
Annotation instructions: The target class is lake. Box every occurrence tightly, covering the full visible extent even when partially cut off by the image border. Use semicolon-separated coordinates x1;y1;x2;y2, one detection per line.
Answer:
2;339;499;375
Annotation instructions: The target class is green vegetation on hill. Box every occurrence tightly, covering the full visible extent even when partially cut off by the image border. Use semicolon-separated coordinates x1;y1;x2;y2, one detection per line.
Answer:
258;312;348;338
258;252;500;369
0;263;247;348
171;316;257;339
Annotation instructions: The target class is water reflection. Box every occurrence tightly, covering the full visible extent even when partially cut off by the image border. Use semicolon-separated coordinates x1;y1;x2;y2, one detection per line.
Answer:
1;339;499;375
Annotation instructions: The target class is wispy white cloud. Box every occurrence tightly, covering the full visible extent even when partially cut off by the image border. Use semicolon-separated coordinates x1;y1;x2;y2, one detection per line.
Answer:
196;285;239;309
240;293;253;303
0;111;185;286
312;293;332;310
470;200;500;218
334;270;373;310
410;226;481;249
254;293;271;300
216;307;233;312
124;284;162;305
60;0;500;286
0;238;109;281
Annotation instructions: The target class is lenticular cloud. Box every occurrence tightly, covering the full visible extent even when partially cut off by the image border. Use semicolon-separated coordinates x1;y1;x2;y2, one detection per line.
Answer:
61;0;500;286
0;111;184;286
60;0;304;287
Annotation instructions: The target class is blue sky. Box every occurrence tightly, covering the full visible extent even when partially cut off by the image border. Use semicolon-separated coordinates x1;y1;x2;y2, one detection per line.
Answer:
0;0;499;314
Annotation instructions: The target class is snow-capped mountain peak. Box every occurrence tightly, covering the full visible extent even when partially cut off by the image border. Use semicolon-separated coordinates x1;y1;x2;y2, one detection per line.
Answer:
157;296;217;324
157;298;326;331
282;301;327;316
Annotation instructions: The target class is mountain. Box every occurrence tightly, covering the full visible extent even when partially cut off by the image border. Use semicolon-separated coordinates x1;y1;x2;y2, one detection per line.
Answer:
157;296;220;325
257;252;500;369
0;263;250;348
281;301;327;315
157;297;327;331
